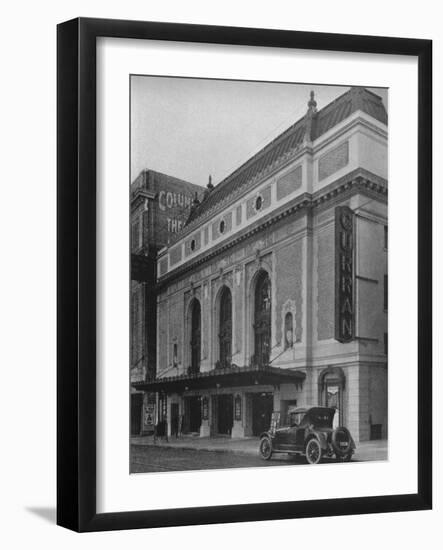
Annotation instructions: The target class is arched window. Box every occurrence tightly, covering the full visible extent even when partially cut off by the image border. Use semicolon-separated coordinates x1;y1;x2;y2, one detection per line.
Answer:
284;312;293;349
254;271;271;366
190;299;201;373
218;287;232;368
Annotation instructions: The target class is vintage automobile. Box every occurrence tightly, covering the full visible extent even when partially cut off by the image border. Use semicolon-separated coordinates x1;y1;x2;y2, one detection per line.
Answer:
259;406;356;464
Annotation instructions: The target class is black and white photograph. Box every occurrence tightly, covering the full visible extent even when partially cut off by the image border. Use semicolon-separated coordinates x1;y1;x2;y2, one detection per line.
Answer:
129;77;388;474
0;0;436;544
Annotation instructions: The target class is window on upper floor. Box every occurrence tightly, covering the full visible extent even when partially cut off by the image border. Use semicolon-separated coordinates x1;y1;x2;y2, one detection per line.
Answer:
384;275;388;310
190;299;201;374
218;286;232;368
254;270;272;366
173;343;178;367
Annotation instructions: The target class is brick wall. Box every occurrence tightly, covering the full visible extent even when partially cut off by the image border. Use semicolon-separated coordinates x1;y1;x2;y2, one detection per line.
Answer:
317;223;335;340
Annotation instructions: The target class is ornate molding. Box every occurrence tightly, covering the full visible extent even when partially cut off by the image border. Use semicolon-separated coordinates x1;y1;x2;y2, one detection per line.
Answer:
158;169;387;288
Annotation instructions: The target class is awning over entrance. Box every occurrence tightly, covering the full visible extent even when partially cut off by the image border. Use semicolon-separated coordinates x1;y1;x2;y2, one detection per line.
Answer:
132;364;306;393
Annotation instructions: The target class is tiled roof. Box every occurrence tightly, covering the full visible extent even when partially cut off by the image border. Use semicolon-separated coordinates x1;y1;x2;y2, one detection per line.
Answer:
186;87;387;225
311;87;387;139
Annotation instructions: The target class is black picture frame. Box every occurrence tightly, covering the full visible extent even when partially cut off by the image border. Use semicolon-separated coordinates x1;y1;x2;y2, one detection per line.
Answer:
57;17;432;532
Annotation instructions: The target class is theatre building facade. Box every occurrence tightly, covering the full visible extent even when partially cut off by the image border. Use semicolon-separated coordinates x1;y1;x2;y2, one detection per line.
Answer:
133;87;388;442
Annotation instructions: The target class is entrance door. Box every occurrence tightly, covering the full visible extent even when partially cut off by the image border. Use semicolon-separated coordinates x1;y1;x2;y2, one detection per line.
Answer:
189;396;201;433
325;384;340;428
251;393;273;436
184;396;202;433
217;394;233;435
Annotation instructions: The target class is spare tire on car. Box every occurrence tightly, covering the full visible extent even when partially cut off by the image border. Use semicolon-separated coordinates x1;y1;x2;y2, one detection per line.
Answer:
331;427;352;459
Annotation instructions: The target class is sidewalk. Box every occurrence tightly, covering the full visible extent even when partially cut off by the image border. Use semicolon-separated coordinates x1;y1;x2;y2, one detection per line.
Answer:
131;434;388;461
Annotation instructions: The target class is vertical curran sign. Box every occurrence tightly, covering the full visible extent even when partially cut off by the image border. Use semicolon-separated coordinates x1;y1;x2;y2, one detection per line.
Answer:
335;206;355;342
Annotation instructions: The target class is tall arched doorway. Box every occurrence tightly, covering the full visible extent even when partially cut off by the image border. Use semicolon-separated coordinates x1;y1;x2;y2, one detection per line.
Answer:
218;286;232;368
254;270;271;366
318;367;346;428
190;299;201;373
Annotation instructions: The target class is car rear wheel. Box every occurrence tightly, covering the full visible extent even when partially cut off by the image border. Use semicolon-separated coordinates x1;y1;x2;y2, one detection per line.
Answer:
332;427;352;457
259;436;273;460
305;438;322;464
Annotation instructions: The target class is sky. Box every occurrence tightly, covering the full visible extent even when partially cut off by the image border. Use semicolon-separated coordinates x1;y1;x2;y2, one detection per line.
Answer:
131;77;388;188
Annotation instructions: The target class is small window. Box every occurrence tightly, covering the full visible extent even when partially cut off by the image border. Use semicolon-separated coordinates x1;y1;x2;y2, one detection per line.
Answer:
384;333;388;355
219;219;225;234
384;226;388;249
255;195;263;211
384;275;388;310
190;239;196;251
173;343;178;365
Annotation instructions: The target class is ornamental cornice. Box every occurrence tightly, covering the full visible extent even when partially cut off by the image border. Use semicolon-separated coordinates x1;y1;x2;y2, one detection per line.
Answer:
130;188;156;210
157;168;387;289
169;143;309;242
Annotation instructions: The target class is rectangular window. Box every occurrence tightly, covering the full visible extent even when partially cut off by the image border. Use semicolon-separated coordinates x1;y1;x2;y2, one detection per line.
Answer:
384;225;388;249
384;275;388;310
131;219;140;251
384;333;388;355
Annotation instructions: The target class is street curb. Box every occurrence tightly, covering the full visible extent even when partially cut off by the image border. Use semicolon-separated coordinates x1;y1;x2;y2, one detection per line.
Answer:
131;443;387;461
130;441;259;456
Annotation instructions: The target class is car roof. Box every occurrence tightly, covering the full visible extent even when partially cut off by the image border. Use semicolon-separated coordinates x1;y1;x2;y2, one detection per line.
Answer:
305;407;336;415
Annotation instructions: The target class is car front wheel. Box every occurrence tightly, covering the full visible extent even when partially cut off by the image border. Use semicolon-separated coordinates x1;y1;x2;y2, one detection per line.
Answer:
305;438;322;464
259;436;273;460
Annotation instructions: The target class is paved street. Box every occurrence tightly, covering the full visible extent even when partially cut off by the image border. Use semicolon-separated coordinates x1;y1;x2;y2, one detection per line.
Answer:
130;444;362;473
